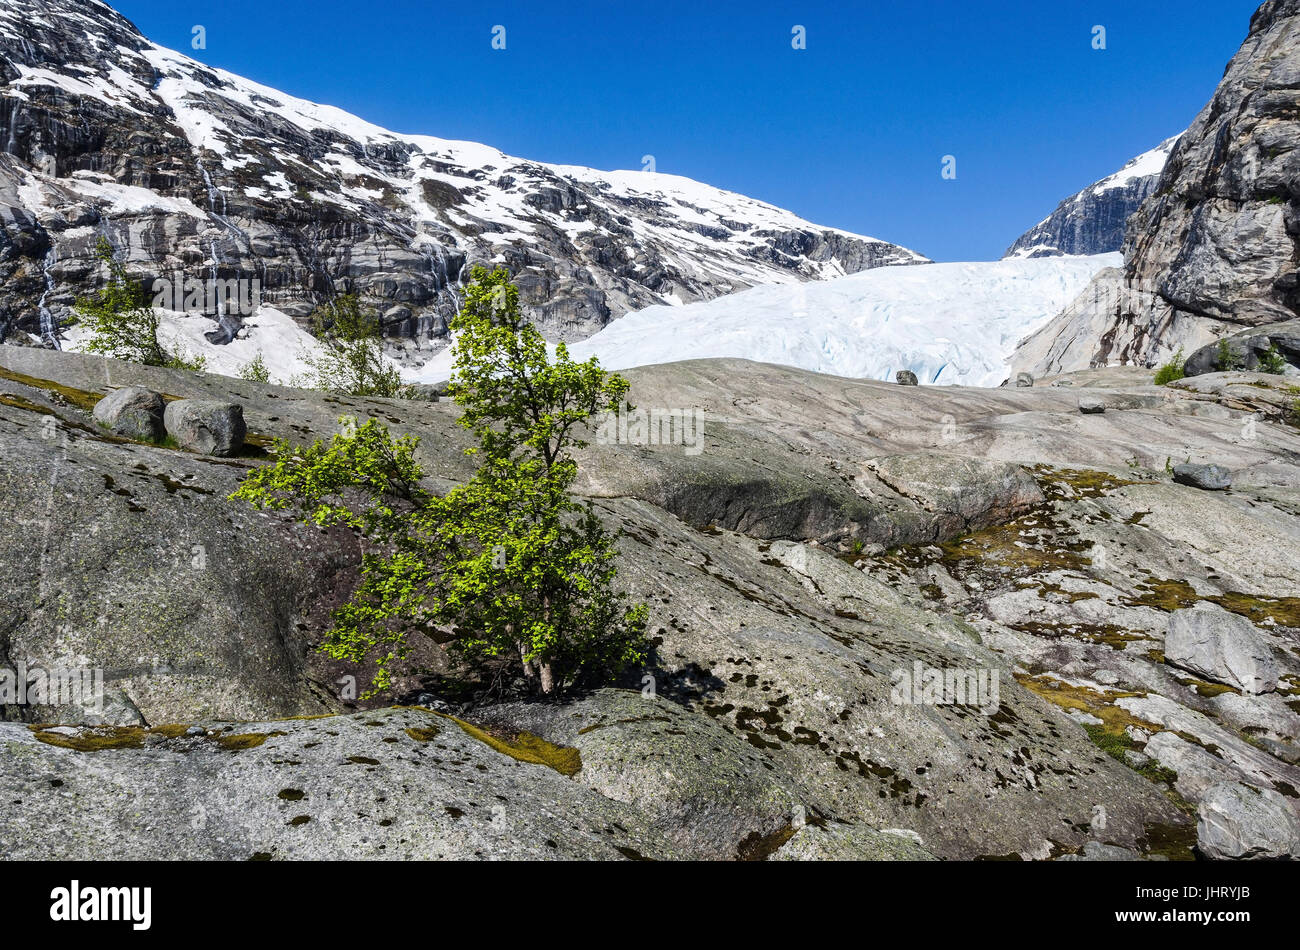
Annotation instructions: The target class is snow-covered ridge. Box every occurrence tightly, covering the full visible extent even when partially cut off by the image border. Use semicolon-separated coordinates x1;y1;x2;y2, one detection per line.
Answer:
1004;136;1181;260
0;0;926;350
1090;137;1181;194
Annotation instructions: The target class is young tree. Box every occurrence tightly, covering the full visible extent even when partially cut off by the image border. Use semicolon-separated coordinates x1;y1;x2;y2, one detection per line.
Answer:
76;237;206;371
234;265;648;697
298;293;408;398
237;350;272;383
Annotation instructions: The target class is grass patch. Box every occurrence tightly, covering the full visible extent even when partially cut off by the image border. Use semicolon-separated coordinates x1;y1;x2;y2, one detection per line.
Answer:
0;365;104;411
1014;673;1157;738
449;716;582;776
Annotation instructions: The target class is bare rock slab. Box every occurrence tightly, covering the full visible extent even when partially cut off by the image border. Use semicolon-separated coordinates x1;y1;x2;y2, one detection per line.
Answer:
1197;782;1300;860
1165;602;1277;694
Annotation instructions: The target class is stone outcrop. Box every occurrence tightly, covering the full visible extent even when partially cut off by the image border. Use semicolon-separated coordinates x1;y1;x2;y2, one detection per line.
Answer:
8;348;1300;859
1196;782;1300;859
1012;1;1300;376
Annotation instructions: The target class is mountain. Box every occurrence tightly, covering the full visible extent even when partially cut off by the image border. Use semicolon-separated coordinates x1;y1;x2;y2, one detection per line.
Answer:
1012;0;1300;376
1003;136;1181;259
0;0;924;361
431;254;1112;389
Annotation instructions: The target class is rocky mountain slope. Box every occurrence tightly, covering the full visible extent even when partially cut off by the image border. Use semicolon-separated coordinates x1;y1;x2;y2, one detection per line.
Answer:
3;345;1299;859
1004;136;1180;259
0;0;923;360
1013;0;1300;377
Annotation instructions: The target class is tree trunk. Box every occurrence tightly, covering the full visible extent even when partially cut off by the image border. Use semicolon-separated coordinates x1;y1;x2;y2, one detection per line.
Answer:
539;662;555;695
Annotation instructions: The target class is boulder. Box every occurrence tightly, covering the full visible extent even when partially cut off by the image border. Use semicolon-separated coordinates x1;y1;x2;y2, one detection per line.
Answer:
1196;782;1300;860
91;386;165;442
1078;397;1106;414
895;370;919;386
163;400;247;457
1015;372;1034;388
1172;463;1232;491
1165;602;1277;694
407;384;440;402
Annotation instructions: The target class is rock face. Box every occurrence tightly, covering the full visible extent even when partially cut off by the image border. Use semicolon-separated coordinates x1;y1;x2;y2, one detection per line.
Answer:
1004;136;1181;259
9;348;1300;860
0;0;923;358
1166;603;1277;694
472;689;820;860
0;708;692;860
90;385;164;441
1012;1;1300;376
1197;782;1300;859
163;399;246;456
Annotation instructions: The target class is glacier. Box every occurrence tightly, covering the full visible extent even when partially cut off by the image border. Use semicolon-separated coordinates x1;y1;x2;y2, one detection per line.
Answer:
557;254;1120;387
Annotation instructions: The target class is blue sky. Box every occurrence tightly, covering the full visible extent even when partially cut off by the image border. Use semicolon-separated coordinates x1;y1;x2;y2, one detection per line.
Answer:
114;0;1263;262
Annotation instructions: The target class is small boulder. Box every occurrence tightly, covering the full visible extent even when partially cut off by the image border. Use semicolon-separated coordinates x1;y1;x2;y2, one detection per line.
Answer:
1172;463;1232;491
407;384;441;402
895;370;919;386
163;400;247;457
1015;372;1034;388
91;386;165;442
1196;782;1300;859
1078;397;1106;414
1165;602;1277;694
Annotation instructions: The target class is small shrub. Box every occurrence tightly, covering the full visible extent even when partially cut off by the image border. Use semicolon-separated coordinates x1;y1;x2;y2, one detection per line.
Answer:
237;351;272;383
1215;339;1244;372
1257;343;1288;375
297;294;409;398
1153;348;1185;385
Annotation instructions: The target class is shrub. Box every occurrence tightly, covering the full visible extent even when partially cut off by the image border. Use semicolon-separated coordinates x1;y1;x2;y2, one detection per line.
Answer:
1215;339;1244;372
1153;348;1185;385
237;351;272;383
1257;343;1288;375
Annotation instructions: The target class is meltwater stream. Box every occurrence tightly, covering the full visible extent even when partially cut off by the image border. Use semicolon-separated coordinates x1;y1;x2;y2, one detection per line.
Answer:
37;244;59;349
